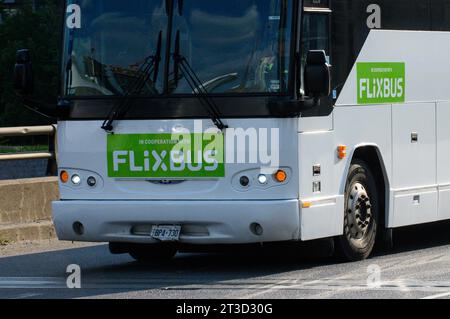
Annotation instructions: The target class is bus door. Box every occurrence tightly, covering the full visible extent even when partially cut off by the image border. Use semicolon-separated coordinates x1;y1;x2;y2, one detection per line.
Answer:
300;0;333;115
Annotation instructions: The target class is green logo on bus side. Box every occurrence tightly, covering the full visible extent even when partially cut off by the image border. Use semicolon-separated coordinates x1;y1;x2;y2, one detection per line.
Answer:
357;62;405;104
107;133;225;179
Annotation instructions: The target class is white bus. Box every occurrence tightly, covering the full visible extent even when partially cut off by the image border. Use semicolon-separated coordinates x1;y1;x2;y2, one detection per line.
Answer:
13;0;450;262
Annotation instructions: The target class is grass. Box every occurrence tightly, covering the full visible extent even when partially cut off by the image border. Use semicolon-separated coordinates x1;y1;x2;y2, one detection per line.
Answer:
0;239;11;246
0;145;48;154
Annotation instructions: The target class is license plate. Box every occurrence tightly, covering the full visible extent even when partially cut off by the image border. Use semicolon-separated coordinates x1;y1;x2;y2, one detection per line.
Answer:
151;225;181;241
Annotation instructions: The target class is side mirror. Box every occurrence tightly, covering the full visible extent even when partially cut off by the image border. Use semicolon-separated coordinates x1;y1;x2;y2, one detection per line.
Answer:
13;49;34;95
304;50;331;100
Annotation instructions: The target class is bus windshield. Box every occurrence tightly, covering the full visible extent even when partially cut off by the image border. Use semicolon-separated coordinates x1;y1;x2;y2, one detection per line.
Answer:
63;0;293;97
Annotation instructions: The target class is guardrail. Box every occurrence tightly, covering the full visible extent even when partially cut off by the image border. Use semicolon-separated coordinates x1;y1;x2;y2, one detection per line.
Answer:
0;125;57;175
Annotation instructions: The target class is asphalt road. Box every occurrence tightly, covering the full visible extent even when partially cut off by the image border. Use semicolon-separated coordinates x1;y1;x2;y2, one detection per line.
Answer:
2;221;450;299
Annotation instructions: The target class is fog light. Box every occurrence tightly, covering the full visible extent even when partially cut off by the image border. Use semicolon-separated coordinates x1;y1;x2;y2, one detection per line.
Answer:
73;221;84;235
240;176;250;187
71;174;81;185
87;176;97;187
250;223;264;236
258;174;268;185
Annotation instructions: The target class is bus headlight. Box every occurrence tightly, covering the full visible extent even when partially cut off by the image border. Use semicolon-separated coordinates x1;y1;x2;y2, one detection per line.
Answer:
71;174;82;185
258;174;268;185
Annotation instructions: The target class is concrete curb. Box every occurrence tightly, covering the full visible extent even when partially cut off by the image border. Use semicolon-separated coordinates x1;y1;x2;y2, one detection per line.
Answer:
0;221;56;242
0;177;59;243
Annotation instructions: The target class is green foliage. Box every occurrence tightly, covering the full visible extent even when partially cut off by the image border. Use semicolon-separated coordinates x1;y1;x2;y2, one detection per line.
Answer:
0;144;48;154
0;239;11;246
0;0;62;127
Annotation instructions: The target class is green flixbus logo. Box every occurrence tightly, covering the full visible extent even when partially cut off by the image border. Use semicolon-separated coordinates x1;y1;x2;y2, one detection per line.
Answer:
107;133;225;179
357;62;405;104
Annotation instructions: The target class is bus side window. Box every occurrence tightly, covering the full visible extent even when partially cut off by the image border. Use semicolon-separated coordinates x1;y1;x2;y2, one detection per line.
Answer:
300;10;331;95
302;13;330;61
431;0;450;31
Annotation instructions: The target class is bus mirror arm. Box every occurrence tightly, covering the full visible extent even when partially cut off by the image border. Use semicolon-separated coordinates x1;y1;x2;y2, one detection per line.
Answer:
303;50;331;105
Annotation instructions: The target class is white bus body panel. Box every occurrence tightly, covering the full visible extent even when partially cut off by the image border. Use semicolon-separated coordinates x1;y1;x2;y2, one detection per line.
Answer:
391;103;438;227
53;199;300;244
56;119;299;201
335;30;450;229
437;102;450;221
338;30;450;105
297;125;344;241
300;30;450;238
53;118;303;244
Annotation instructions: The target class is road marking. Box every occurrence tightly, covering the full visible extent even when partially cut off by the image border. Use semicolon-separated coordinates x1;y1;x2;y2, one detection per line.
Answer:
238;279;292;299
2;276;450;299
422;292;450;299
13;293;43;299
0;277;66;289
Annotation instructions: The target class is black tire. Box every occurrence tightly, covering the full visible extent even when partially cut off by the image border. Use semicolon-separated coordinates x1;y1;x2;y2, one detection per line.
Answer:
127;244;177;263
377;227;394;251
335;160;379;261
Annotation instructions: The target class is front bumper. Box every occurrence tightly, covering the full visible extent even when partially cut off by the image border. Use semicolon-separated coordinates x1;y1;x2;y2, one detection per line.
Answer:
52;199;300;244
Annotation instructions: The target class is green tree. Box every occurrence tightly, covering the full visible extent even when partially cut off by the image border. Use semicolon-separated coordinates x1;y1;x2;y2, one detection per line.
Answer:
0;0;62;128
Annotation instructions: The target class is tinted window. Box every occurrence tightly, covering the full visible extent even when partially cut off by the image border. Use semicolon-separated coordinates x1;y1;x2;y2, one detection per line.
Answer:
63;0;167;96
431;0;450;31
62;0;294;96
171;0;293;94
304;0;330;8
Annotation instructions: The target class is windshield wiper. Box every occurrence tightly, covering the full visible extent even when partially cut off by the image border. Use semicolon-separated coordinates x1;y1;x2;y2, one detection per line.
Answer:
101;31;163;132
173;31;228;131
64;29;75;96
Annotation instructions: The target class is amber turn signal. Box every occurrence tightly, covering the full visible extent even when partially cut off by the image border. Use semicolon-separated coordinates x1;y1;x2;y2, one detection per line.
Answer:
274;170;287;183
60;170;69;183
337;145;347;159
302;201;312;209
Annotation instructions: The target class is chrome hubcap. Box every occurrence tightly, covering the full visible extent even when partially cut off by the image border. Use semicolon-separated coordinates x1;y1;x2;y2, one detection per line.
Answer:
347;183;372;240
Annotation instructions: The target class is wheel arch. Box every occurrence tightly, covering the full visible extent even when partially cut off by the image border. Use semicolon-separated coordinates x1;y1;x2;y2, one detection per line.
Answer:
343;144;391;229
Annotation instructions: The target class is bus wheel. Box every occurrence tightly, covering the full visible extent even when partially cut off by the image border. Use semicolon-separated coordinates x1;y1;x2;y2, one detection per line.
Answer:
335;160;379;261
128;244;177;263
